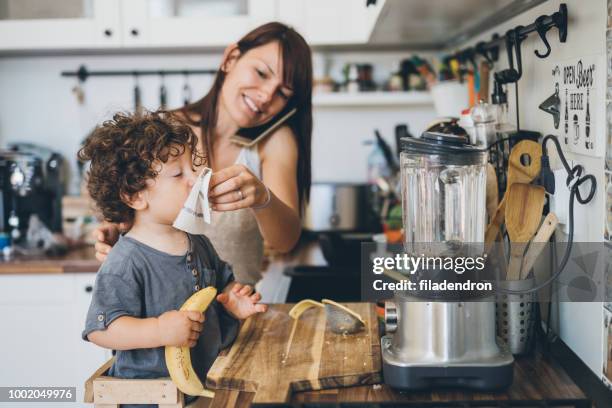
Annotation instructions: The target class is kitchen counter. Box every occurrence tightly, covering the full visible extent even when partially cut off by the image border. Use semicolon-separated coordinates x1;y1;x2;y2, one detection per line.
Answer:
206;303;589;407
0;237;322;276
0;245;100;274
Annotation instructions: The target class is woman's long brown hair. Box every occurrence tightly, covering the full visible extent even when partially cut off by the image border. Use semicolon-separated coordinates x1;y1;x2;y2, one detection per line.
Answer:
181;22;313;213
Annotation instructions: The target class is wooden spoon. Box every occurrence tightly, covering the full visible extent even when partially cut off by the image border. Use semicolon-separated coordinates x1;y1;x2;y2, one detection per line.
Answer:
486;163;498;222
485;140;542;244
505;183;546;280
519;212;559;280
479;61;490;103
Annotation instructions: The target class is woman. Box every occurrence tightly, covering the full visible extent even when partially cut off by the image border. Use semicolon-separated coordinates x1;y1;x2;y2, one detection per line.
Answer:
94;22;313;286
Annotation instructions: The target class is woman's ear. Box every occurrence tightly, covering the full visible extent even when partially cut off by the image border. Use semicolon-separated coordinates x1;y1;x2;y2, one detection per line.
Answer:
122;191;148;211
221;43;241;73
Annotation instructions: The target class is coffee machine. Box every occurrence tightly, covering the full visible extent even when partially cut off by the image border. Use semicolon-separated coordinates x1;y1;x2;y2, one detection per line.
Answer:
381;131;514;390
0;143;65;243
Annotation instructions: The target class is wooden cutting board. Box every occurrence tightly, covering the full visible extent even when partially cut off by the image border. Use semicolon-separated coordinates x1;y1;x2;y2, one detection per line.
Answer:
206;303;382;403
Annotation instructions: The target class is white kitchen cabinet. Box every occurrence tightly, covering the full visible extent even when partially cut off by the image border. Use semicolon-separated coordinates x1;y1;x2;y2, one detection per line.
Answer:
277;0;385;46
0;0;276;51
0;0;121;50
121;0;277;48
0;273;110;408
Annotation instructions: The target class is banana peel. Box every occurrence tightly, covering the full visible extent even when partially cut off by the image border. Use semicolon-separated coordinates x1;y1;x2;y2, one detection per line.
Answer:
288;299;324;319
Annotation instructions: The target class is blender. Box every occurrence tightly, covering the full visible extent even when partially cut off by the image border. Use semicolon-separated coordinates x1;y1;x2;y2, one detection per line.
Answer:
381;131;514;390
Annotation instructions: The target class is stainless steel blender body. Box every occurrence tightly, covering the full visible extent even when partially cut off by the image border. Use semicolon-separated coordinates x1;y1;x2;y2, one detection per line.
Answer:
382;132;514;390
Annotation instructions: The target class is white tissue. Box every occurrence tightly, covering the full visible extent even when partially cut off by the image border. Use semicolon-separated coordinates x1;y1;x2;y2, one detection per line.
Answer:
173;167;212;234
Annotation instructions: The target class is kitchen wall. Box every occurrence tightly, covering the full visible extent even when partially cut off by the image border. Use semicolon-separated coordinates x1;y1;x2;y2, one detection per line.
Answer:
0;50;437;194
455;0;607;382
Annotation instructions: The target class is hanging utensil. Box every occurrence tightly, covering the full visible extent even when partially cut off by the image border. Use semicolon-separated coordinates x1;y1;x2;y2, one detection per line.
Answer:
486;163;498;222
467;71;476;107
505;183;546;280
519;212;559;280
479;61;490;103
485;140;542;244
71;78;85;105
159;72;167;109
133;73;142;115
182;72;192;106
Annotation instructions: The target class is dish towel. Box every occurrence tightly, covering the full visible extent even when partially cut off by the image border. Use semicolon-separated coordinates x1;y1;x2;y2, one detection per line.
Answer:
173;167;212;234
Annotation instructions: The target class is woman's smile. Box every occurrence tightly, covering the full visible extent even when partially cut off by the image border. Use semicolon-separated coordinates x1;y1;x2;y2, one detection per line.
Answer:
242;93;262;116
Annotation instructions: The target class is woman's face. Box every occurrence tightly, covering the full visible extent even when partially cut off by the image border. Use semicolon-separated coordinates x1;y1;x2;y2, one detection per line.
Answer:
220;41;294;129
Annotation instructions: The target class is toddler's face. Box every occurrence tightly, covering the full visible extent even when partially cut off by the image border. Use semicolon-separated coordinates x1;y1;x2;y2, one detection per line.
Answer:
144;147;198;225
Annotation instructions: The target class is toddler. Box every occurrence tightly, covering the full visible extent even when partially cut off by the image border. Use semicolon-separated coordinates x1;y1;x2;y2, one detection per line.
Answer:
80;111;266;407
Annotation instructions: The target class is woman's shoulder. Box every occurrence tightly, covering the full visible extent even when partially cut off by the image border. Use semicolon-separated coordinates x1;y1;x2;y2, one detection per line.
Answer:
258;125;297;162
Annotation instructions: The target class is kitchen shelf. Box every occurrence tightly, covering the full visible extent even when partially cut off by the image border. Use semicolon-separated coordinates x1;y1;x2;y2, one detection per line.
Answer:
312;91;433;107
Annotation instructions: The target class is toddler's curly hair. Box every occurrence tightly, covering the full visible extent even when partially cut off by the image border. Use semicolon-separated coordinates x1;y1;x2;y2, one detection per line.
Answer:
78;111;205;224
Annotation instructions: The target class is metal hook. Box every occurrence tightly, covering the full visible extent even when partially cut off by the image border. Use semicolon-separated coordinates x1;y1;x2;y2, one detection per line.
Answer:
505;29;515;72
475;41;493;67
495;27;524;85
513;26;524;79
534;16;551;59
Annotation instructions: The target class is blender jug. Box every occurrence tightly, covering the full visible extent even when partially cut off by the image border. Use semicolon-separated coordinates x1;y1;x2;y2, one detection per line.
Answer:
400;131;487;248
381;131;514;391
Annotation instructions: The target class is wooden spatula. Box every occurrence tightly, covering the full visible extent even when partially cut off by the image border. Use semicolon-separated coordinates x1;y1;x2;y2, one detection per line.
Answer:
519;212;559;280
505;183;546;280
486;163;498;222
485;140;542;244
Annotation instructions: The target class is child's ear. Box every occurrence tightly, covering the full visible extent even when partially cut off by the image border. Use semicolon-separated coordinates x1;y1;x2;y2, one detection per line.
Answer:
221;43;240;73
122;191;148;211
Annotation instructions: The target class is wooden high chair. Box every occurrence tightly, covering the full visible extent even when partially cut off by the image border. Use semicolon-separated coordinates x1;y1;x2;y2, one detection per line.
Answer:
84;358;211;408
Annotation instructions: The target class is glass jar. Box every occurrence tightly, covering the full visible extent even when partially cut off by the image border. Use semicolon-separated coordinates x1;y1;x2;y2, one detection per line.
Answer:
471;101;498;147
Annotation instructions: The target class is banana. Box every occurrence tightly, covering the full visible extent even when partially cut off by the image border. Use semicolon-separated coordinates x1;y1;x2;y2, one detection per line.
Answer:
165;286;217;398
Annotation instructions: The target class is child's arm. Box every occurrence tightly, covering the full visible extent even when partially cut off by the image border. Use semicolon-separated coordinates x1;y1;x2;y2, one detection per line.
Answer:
87;310;204;350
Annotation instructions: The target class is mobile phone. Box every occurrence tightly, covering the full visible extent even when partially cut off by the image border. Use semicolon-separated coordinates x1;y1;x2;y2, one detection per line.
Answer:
230;107;297;147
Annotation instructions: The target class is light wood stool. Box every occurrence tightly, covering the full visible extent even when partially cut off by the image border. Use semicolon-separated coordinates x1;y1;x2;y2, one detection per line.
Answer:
85;358;211;408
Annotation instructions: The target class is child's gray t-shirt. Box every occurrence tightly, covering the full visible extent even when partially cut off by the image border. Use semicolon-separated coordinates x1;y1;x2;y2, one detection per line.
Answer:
82;234;239;392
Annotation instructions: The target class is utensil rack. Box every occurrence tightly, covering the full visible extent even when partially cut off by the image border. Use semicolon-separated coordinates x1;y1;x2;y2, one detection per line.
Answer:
61;64;216;82
447;3;567;66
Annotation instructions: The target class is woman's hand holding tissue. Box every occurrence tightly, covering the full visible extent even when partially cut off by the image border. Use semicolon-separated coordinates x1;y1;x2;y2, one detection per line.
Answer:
216;282;268;319
208;164;271;211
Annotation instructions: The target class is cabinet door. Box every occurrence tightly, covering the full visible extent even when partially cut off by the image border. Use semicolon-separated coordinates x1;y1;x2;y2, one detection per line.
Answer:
73;273;113;406
0;273;109;408
277;0;385;46
0;274;78;391
0;0;121;50
121;0;277;48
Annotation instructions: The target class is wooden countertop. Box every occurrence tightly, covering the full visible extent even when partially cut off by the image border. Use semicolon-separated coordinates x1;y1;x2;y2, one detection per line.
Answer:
0;236;321;276
0;245;100;274
204;306;588;407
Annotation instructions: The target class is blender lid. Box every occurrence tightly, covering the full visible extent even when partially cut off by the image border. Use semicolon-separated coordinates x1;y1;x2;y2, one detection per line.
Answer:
400;131;487;157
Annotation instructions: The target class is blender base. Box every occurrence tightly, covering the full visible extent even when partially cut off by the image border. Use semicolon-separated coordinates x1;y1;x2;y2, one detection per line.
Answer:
381;336;514;391
382;359;514;391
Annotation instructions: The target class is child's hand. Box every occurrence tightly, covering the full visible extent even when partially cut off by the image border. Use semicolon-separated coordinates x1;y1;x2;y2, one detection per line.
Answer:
217;283;267;320
157;310;204;347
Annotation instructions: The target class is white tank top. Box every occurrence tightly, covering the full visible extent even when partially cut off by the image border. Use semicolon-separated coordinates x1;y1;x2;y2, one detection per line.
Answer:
201;146;264;285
